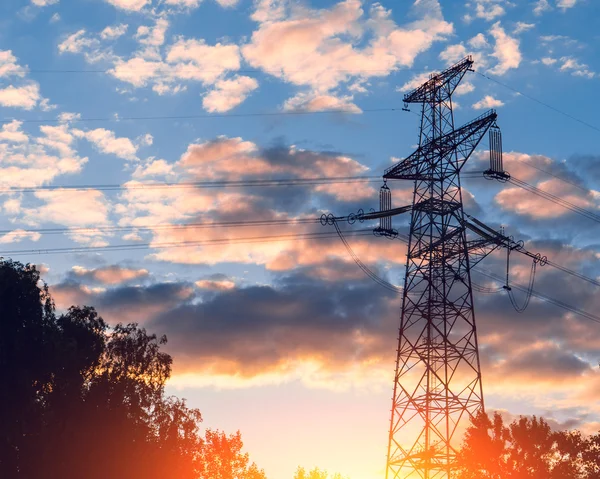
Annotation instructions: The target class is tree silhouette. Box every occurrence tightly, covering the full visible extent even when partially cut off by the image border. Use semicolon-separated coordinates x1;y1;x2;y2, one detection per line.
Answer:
455;411;600;479
294;466;349;479
0;259;266;479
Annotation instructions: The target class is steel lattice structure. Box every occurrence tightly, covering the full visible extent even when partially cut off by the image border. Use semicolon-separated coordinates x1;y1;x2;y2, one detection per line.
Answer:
383;57;499;479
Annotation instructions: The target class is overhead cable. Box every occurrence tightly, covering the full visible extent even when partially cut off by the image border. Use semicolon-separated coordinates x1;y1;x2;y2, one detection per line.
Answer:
472;70;600;135
0;108;401;125
0;229;373;256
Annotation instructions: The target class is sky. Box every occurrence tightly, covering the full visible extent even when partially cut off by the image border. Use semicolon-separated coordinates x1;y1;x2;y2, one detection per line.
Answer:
1;0;600;477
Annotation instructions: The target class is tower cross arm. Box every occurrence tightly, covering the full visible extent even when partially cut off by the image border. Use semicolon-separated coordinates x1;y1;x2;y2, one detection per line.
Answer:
383;109;498;180
462;213;547;266
403;56;474;104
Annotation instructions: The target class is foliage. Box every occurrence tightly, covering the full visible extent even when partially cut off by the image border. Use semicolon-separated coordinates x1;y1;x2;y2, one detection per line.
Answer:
455;411;600;479
294;466;349;479
0;259;266;479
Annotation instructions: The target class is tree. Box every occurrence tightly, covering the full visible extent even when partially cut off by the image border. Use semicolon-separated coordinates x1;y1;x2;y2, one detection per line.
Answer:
294;466;349;479
455;411;591;479
0;259;267;479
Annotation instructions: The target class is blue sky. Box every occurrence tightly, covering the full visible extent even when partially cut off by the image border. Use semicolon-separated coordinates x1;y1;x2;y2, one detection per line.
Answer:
1;0;600;477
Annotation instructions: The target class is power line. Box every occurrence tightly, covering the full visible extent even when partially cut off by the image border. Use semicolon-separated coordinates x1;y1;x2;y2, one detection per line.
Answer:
0;107;400;125
0;217;323;236
0;229;373;256
472;70;600;135
0;175;383;194
508;176;600;224
25;67;425;75
0;172;486;194
393;231;600;324
473;267;600;325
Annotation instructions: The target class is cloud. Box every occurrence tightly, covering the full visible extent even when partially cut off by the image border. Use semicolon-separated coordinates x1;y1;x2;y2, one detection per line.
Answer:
242;0;452;96
135;18;169;49
0;122;88;189
103;0;151;11
559;56;595;79
513;22;535;34
557;0;578;10
0;229;42;244
58;30;96;54
472;95;504;109
51;280;195;325
0;83;41;110
195;274;236;291
455;81;475;96
100;24;129;40
72;128;140;161
0;50;27;78
132;158;175;178
282;92;361;113
24;189;111;227
533;0;552;15
202;76;259;112
468;33;489;49
31;0;59;6
71;265;150;285
488;22;521;75
106;38;242;103
114;136;390;267
0;120;29;143
474;1;505;21
164;0;202;7
495;178;596;218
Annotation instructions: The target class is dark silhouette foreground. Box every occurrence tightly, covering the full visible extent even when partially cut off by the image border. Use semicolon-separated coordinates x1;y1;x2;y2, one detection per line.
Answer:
0;260;266;479
456;411;600;478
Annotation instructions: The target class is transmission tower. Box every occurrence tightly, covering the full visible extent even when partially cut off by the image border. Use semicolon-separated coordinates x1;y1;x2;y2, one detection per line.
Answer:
384;56;499;479
320;55;546;478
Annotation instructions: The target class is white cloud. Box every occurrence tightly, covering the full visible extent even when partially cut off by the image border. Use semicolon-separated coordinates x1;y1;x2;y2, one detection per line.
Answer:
541;57;557;65
27;190;111;228
472;95;504;109
475;1;505;21
103;0;151;11
0;121;29;143
242;0;453;94
559;56;595;78
488;22;521;75
203;76;259;112
0;123;88;189
31;0;59;6
108;39;241;94
0;50;27;78
58;112;82;123
73;128;139;161
282;91;361;113
439;44;467;65
454;81;475;96
0;230;41;244
165;0;202;7
135;18;169;48
398;71;434;93
513;22;535;34
100;24;129;40
557;0;577;10
50;12;60;22
468;33;489;49
58;30;96;54
533;0;552;15
132;159;175;178
0;83;41;110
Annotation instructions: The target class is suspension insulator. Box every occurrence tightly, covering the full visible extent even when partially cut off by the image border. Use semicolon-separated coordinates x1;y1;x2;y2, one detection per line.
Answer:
489;126;503;173
379;182;392;232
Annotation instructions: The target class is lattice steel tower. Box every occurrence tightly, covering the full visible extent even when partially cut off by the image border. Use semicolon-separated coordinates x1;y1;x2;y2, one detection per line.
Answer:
384;57;500;479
